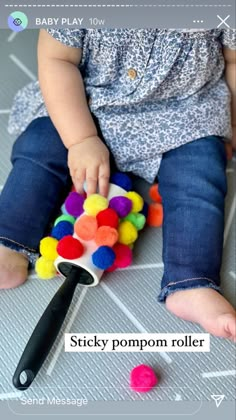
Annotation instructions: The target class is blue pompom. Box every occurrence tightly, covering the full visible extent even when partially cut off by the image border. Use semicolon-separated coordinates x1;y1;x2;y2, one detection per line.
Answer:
92;246;116;270
51;221;74;240
110;172;132;191
140;201;148;219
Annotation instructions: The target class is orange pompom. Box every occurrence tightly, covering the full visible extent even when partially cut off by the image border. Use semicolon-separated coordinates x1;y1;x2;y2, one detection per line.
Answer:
95;226;119;247
149;184;162;203
74;214;98;240
147;203;163;227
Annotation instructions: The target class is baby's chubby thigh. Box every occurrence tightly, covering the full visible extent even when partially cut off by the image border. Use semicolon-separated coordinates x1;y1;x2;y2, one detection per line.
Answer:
156;135;227;302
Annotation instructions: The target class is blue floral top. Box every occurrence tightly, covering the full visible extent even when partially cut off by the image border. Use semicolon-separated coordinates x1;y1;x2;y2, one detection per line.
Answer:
8;28;236;183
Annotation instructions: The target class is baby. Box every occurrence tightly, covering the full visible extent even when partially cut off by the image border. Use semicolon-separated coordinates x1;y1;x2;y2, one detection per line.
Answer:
0;28;235;341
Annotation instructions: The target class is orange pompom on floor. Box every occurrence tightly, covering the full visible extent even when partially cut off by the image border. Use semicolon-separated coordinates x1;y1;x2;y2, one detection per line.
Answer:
149;184;162;203
147;203;163;227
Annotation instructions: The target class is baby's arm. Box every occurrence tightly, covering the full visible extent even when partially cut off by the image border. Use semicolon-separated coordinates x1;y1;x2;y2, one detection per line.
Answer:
223;47;236;150
37;29;110;196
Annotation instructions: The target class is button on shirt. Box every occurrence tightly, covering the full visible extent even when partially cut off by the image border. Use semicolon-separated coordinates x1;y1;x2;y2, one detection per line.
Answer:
8;28;236;183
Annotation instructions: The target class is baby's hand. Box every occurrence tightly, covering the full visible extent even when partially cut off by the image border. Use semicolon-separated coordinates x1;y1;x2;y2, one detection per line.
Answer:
68;136;110;197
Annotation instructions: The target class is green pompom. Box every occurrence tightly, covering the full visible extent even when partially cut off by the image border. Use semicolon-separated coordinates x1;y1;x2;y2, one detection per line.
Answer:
123;212;146;230
54;214;75;226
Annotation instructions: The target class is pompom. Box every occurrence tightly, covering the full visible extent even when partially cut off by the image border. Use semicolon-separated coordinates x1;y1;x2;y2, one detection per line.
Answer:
118;221;138;245
74;215;98;240
57;235;84;259
35;256;57;280
54;214;75;226
149;183;162;203
40;237;58;260
92;246;116;269
105;263;118;272
110;172;133;191
125;191;144;213
130;364;158;393
109;196;132;218
140;201;149;219
51;221;74;240
96;208;119;229
65;192;85;218
83;194;108;216
61;203;70;215
124;212;146;231
113;243;132;268
95;226;118;247
147;203;163;227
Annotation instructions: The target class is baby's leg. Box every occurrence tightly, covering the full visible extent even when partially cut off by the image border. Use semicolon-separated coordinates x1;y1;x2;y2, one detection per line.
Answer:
0;117;70;289
157;136;236;341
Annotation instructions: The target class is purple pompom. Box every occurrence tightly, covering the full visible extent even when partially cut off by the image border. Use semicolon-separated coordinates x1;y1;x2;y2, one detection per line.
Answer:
65;192;85;218
109;196;132;218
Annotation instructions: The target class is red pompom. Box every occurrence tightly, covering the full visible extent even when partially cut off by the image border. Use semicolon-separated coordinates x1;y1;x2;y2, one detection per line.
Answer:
105;263;117;272
57;235;84;259
113;243;132;268
130;364;158;393
96;208;119;228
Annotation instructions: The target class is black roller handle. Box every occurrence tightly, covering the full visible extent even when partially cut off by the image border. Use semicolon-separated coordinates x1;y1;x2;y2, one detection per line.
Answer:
12;265;94;390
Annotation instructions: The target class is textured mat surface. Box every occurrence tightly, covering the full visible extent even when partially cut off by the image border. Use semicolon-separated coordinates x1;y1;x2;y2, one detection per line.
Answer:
0;29;235;402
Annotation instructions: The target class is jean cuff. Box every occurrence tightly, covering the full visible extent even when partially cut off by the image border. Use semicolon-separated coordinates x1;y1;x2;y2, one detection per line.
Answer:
157;277;222;302
0;237;39;268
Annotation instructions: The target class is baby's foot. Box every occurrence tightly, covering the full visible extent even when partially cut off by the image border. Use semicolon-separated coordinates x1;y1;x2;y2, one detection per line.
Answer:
0;245;29;289
166;288;236;342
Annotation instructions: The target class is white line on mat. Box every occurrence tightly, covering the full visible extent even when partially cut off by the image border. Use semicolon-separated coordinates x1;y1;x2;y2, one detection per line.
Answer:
0;391;23;400
202;369;236;378
224;195;236;246
120;262;164;271
226;168;234;173
101;282;172;364
229;271;236;280
7;31;18;42
46;287;88;376
9;54;36;81
0;109;10;114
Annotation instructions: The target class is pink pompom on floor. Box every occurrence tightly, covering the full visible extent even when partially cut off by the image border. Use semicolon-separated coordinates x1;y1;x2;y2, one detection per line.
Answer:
130;364;158;393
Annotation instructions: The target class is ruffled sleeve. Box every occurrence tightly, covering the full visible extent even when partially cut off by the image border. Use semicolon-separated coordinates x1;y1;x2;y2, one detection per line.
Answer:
219;29;236;49
46;28;86;48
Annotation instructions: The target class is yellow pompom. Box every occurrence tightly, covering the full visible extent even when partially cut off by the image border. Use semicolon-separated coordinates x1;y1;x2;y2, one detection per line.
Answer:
35;256;57;280
125;191;144;213
83;194;108;216
39;237;58;260
118;220;138;245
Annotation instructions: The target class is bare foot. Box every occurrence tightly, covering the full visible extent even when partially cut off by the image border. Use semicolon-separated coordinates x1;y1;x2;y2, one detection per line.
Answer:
0;245;29;289
166;288;236;342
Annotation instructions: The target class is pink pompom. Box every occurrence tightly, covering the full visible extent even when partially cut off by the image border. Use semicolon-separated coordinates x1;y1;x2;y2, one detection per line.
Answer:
65;192;85;218
113;243;132;268
130;364;158;393
109;196;132;218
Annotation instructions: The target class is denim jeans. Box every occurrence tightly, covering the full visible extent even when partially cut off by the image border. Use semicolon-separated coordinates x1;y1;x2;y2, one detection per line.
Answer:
157;135;227;301
0;117;227;300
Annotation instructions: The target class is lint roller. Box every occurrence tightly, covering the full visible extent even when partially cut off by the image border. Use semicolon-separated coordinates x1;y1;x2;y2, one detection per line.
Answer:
13;173;147;390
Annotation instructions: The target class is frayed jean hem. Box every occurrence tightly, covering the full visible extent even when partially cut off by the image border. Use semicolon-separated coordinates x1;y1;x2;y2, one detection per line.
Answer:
157;277;222;303
0;237;39;268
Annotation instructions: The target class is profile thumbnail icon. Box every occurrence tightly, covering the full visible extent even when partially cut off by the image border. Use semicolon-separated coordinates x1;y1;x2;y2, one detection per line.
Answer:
8;11;28;32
